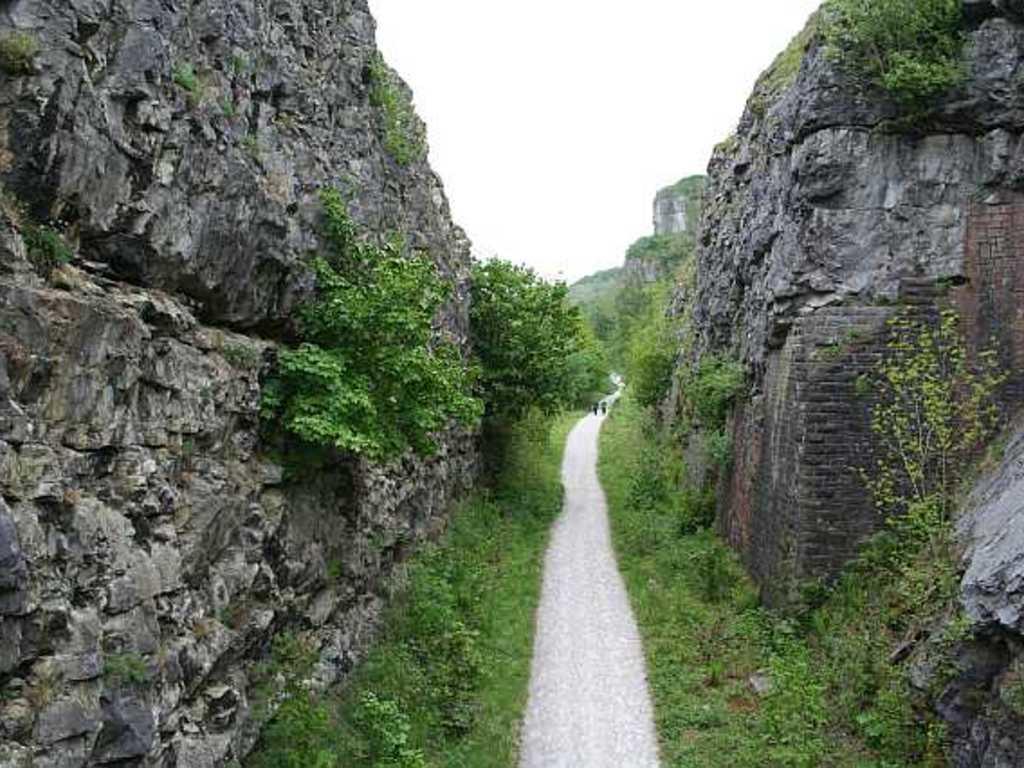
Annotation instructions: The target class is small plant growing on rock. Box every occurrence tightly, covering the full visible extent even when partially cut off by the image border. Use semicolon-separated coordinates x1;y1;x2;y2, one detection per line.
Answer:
172;61;198;92
1001;657;1024;717
367;53;426;166
23;664;62;711
241;133;260;158
0;31;39;75
104;652;149;686
22;221;73;276
864;309;1005;520
222;342;261;368
192;616;218;640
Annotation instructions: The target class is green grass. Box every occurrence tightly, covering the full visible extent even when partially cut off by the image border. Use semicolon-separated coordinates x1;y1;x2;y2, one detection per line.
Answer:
249;410;578;768
599;393;955;767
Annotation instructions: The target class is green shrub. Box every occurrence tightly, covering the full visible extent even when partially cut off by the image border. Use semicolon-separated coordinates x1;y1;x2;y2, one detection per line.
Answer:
471;259;601;419
103;653;149;686
262;189;481;460
681;355;746;430
253;692;338;768
172;61;199;92
23;222;72;275
693;539;739;603
631;340;675;410
822;0;965;104
356;694;426;768
367;54;425;166
0;31;39;75
706;428;733;471
677;485;716;534
627;446;669;511
865;309;1004;519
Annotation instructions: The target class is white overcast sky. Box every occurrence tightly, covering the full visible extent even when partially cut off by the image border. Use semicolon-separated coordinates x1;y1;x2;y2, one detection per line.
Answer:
367;1;822;283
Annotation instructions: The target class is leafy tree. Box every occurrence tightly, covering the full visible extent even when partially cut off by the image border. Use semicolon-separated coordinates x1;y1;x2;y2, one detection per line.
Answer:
627;297;677;409
470;260;606;419
823;0;965;104
262;189;481;461
865;309;1004;519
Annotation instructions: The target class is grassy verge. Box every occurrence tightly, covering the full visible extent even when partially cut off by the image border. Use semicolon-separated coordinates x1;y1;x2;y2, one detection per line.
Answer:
249;409;578;768
599;393;957;768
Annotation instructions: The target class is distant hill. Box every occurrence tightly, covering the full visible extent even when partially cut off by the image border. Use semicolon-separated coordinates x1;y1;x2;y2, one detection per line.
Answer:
568;266;622;307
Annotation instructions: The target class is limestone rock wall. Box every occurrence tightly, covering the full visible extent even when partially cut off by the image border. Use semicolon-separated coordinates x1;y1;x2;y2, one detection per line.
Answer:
692;4;1024;595
0;2;480;766
684;2;1024;763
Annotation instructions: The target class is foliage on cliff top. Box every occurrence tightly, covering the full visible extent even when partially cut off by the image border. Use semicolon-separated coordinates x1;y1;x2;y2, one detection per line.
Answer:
262;188;481;461
470;260;609;418
756;12;820;101
626;232;694;272
822;0;965;104
367;53;426;166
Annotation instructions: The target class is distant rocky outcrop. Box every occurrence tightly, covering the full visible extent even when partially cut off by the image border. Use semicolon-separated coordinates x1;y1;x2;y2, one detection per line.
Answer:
652;176;702;236
0;2;478;766
622;176;703;286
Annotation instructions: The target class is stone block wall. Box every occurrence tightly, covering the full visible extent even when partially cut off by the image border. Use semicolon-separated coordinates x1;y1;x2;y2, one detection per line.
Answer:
722;307;893;602
957;192;1024;405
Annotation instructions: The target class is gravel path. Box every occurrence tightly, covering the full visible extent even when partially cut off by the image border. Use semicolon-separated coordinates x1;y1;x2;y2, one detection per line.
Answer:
519;393;660;768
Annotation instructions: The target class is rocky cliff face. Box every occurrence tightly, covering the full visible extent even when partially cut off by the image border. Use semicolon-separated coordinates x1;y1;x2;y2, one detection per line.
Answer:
652;176;702;236
945;417;1024;768
693;2;1024;593
0;2;478;767
622;176;703;286
685;2;1024;763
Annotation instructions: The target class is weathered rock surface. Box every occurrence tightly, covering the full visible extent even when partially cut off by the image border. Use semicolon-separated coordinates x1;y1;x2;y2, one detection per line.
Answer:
691;5;1024;593
652;177;701;236
684;4;1024;763
0;2;480;766
939;417;1024;768
960;419;1024;635
0;0;471;335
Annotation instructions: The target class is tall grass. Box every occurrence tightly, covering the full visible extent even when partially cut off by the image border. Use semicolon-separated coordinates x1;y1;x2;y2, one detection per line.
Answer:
599;393;955;767
249;409;577;768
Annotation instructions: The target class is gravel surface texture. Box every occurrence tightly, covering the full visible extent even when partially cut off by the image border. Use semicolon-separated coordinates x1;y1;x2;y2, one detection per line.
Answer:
520;393;660;768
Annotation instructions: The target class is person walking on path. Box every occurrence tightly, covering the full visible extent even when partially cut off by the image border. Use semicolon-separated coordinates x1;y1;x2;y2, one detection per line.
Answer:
520;389;660;768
